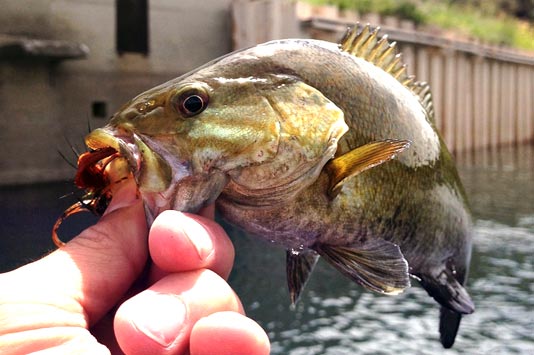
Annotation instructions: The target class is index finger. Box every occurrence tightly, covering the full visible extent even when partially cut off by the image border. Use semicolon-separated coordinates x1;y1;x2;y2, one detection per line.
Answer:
148;209;235;280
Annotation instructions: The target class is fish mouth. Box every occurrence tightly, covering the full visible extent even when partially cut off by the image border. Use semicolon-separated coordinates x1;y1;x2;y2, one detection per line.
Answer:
52;126;172;247
52;128;139;247
81;127;173;195
82;127;141;182
52;127;172;247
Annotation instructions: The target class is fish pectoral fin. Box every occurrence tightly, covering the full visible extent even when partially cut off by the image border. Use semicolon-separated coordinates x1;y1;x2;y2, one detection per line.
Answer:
325;139;411;198
418;269;475;315
286;249;320;305
314;238;410;295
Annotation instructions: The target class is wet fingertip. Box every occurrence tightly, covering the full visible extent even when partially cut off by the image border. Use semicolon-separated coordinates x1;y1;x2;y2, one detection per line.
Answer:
183;215;236;280
115;291;189;355
151;212;215;262
190;312;270;355
149;210;235;279
149;214;209;274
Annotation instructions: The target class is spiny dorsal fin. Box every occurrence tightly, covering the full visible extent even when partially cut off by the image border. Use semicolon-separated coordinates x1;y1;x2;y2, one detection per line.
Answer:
341;24;435;121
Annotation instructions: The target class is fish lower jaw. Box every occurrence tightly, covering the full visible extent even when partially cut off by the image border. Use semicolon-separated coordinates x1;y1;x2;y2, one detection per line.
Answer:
141;170;230;224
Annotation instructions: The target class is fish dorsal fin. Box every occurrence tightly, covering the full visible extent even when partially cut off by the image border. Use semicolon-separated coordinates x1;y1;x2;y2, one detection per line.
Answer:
340;24;435;121
325;139;411;198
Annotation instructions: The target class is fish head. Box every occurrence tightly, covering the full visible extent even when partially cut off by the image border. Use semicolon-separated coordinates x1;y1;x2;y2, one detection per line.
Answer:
79;70;348;221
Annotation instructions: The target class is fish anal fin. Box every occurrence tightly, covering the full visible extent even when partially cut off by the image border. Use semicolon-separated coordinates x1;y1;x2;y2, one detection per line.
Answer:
286;249;320;305
418;268;475;315
325;139;410;198
314;238;410;295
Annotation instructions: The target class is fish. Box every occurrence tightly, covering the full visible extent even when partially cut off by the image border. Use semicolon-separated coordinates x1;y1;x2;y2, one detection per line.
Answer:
54;24;474;348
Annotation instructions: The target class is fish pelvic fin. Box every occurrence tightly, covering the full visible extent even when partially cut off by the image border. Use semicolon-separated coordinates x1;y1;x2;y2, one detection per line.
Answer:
418;269;475;315
340;24;435;121
439;306;462;348
286;249;320;305
314;238;410;295
325;139;411;198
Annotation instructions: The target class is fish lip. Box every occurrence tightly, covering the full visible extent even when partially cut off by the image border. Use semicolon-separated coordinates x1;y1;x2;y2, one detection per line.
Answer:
85;127;141;176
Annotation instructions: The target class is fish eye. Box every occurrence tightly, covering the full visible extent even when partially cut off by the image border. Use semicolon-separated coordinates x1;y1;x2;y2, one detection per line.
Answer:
173;87;209;117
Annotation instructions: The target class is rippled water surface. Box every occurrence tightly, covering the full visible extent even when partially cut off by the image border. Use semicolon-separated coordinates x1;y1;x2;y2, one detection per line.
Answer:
0;145;532;354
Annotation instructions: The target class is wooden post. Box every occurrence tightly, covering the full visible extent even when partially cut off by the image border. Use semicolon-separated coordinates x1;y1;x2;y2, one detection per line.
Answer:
465;54;474;152
528;69;534;143
490;61;501;151
516;65;526;144
429;49;444;132
455;53;467;152
444;50;457;151
480;59;491;149
473;56;484;150
500;64;512;146
416;46;430;83
510;64;519;146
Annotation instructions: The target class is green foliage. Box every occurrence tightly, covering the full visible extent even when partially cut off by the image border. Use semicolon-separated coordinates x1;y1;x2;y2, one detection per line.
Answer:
421;1;534;50
301;0;534;51
381;2;427;25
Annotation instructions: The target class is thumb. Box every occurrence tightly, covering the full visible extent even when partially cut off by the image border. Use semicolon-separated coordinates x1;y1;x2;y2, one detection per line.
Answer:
4;179;148;326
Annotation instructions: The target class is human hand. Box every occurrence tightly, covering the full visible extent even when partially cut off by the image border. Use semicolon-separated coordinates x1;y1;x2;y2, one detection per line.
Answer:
0;180;270;355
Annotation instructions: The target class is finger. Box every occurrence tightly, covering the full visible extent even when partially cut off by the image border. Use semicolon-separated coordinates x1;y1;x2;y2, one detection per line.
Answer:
0;327;112;355
0;179;148;327
114;269;243;355
148;210;234;279
190;312;270;355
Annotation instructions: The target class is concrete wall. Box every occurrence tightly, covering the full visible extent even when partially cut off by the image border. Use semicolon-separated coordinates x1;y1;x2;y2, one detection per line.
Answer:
0;0;233;185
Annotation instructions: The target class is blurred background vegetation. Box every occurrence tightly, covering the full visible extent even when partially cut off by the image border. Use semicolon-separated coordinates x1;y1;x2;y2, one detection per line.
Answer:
302;0;534;51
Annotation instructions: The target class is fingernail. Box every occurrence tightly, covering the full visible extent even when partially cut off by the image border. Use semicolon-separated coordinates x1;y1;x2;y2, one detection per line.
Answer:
179;215;214;261
132;291;187;347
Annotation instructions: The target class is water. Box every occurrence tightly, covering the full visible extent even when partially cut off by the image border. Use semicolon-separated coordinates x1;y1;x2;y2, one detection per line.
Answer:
0;145;533;354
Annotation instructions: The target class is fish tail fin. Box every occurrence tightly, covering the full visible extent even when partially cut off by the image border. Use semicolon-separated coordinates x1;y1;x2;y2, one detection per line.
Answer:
418;270;474;315
439;306;462;348
314;238;410;295
418;265;474;348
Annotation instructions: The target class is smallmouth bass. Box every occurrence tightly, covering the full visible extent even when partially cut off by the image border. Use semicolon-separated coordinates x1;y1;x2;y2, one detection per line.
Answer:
54;25;474;348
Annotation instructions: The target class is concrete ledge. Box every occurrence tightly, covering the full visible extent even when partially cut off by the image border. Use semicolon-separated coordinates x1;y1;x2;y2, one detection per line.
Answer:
0;35;89;61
